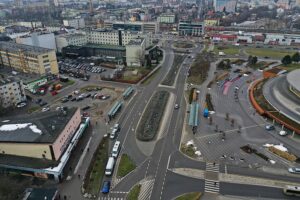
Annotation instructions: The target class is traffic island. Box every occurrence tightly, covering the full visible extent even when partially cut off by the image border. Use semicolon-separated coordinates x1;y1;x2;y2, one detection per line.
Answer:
175;192;202;200
136;91;170;141
116;154;136;178
127;184;141;200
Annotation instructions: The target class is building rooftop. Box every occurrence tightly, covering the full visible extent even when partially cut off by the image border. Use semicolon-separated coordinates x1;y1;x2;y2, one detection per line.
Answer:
287;69;300;92
0;41;53;56
25;188;57;200
0;107;78;143
0;76;21;86
84;43;126;50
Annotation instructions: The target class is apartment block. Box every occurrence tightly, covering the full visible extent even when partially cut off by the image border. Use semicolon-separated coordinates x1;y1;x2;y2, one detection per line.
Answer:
0;78;26;108
0;42;59;75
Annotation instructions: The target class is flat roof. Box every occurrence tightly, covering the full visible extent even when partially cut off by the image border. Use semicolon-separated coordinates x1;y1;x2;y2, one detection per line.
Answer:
287;69;300;92
128;38;144;45
0;41;53;56
84;43;126;50
26;188;57;200
0;107;78;143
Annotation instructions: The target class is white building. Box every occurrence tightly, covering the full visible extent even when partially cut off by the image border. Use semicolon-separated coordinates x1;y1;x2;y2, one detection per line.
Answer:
55;33;87;52
55;29;152;52
126;38;146;67
0;78;26;108
16;32;57;51
63;18;85;29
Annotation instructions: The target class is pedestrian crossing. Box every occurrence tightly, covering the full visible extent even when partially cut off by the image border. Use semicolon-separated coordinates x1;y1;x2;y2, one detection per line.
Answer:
204;179;220;193
206;162;219;173
138;177;155;200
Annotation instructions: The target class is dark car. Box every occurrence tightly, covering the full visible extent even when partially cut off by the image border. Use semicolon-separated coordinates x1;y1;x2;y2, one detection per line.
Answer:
61;98;69;103
85;93;91;98
101;181;110;194
35;98;42;104
39;101;47;106
82;106;90;111
71;97;76;101
265;125;275;131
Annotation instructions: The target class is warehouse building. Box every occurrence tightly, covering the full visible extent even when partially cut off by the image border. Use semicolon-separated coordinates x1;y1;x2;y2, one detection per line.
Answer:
0;42;59;75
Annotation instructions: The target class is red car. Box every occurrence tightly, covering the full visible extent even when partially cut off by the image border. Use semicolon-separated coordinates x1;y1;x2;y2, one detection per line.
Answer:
51;91;58;96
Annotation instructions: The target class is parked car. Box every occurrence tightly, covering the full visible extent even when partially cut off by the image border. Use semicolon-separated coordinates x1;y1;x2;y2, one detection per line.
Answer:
288;167;300;174
265;125;275;131
17;102;27;108
71;97;77;101
42;107;50;112
279;130;287;136
61;98;69;103
82;106;90;111
39;101;47;107
174;104;179;109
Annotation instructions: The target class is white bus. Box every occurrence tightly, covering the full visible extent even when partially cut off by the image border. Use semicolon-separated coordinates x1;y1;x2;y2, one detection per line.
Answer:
112;141;121;158
105;157;115;176
283;185;300;196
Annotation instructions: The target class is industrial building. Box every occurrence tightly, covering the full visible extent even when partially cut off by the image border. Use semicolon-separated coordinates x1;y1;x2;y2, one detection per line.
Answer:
0;108;90;181
0;42;59;75
0;77;26;108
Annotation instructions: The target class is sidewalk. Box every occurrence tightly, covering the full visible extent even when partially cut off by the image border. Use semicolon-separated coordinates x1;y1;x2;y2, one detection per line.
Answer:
58;121;109;199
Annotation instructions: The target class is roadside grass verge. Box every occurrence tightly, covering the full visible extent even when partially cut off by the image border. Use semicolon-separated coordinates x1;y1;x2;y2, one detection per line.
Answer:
80;85;102;92
188;52;214;85
214;45;239;55
117;154;136;178
245;48;294;58
141;68;161;86
279;63;300;72
121;67;151;82
161;55;186;86
82;137;109;196
137;91;170;141
27;106;40;114
180;144;197;158
127;184;141;200
175;192;202;200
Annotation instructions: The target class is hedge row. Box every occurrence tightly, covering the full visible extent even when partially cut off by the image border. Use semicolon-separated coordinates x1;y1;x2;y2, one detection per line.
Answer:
137;91;170;141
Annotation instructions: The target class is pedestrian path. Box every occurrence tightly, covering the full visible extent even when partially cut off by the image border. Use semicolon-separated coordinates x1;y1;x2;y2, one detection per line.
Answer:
206;162;219;173
204;179;220;193
138;177;155;200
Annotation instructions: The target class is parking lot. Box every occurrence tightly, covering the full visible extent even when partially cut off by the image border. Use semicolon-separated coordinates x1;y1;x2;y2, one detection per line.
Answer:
58;57;114;81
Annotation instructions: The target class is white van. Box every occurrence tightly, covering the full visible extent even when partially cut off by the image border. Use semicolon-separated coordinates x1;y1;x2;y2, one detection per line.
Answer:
112;141;121;158
105;157;115;176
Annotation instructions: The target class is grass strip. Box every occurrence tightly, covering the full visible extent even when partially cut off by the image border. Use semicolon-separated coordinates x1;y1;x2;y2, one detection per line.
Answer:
117;154;136;178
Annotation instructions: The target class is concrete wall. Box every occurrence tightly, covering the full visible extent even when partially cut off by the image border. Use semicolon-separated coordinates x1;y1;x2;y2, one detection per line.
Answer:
0;143;52;160
16;33;56;50
51;108;81;160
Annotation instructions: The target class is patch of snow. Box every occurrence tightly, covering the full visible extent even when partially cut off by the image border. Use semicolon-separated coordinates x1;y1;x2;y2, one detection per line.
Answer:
263;143;274;148
274;144;288;152
0;123;31;131
29;125;42;134
269;160;276;164
1;120;10;123
186;140;194;146
195;151;201;156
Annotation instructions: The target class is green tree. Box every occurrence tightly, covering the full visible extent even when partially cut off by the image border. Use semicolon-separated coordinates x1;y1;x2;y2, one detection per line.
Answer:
282;55;292;65
252;56;258;65
292;52;300;63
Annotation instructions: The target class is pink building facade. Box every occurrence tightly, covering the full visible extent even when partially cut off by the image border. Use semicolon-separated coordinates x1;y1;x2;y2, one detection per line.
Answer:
51;108;81;160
